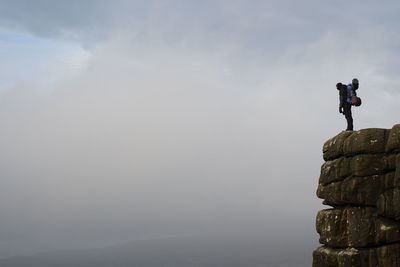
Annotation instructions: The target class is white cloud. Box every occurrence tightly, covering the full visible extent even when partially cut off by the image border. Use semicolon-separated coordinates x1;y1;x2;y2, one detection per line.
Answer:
0;0;400;257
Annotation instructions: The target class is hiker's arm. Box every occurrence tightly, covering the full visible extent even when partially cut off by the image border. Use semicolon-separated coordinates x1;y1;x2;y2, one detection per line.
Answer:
339;91;344;113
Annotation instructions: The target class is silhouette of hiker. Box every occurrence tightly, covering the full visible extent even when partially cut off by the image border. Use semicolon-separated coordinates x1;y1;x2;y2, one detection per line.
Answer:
336;79;359;131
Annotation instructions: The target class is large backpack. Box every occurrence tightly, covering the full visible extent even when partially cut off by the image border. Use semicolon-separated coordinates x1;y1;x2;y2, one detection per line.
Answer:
347;83;361;106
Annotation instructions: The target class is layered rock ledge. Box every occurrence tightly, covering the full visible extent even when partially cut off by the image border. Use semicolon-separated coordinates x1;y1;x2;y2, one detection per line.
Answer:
313;124;400;267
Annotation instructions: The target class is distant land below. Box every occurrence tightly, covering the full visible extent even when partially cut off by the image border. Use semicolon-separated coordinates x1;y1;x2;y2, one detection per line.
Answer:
0;234;314;267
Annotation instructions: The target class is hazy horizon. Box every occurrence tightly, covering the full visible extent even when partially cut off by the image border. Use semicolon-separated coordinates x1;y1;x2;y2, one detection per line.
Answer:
1;0;400;265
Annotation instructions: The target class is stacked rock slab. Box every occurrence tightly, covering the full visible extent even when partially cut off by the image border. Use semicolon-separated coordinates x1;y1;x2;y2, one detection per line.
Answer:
313;124;400;267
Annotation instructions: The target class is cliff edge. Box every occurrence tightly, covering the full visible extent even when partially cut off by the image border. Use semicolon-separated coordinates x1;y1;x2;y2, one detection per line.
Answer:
313;124;400;267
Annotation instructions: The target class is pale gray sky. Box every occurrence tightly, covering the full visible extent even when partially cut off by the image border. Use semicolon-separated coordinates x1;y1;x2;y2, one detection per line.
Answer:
0;0;399;259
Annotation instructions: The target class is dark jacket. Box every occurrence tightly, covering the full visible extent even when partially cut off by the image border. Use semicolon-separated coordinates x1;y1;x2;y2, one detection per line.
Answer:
338;84;350;108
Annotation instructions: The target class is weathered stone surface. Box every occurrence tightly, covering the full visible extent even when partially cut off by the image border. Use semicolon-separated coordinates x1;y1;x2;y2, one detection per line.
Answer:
313;246;376;267
386;171;397;188
312;246;340;267
313;244;400;267
319;157;351;185
323;131;353;161
350;154;394;177
316;209;349;247
315;125;400;266
395;154;400;187
317;173;392;206
345;207;376;247
316;207;376;248
387;153;398;170
317;207;400;248
376;243;400;266
386;124;400;153
377;188;400;220
343;128;388;156
375;217;400;244
319;154;396;187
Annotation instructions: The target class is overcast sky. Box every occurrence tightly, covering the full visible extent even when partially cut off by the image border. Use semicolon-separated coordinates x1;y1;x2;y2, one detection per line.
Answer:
0;0;399;259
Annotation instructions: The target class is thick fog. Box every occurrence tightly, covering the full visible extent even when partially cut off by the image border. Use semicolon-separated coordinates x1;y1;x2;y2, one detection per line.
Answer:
0;0;399;258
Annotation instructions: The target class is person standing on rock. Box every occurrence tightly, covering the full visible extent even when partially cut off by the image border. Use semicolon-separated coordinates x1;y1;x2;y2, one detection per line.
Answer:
337;79;357;131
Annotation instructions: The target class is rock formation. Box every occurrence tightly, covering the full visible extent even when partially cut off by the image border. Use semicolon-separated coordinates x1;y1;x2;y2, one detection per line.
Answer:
313;125;400;267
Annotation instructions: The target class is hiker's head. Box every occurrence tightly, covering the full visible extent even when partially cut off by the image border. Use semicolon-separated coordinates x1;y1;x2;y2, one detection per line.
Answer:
336;83;343;90
352;78;359;89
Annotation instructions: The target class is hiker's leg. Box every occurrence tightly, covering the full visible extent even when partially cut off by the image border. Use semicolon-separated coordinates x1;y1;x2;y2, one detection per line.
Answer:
344;106;353;131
